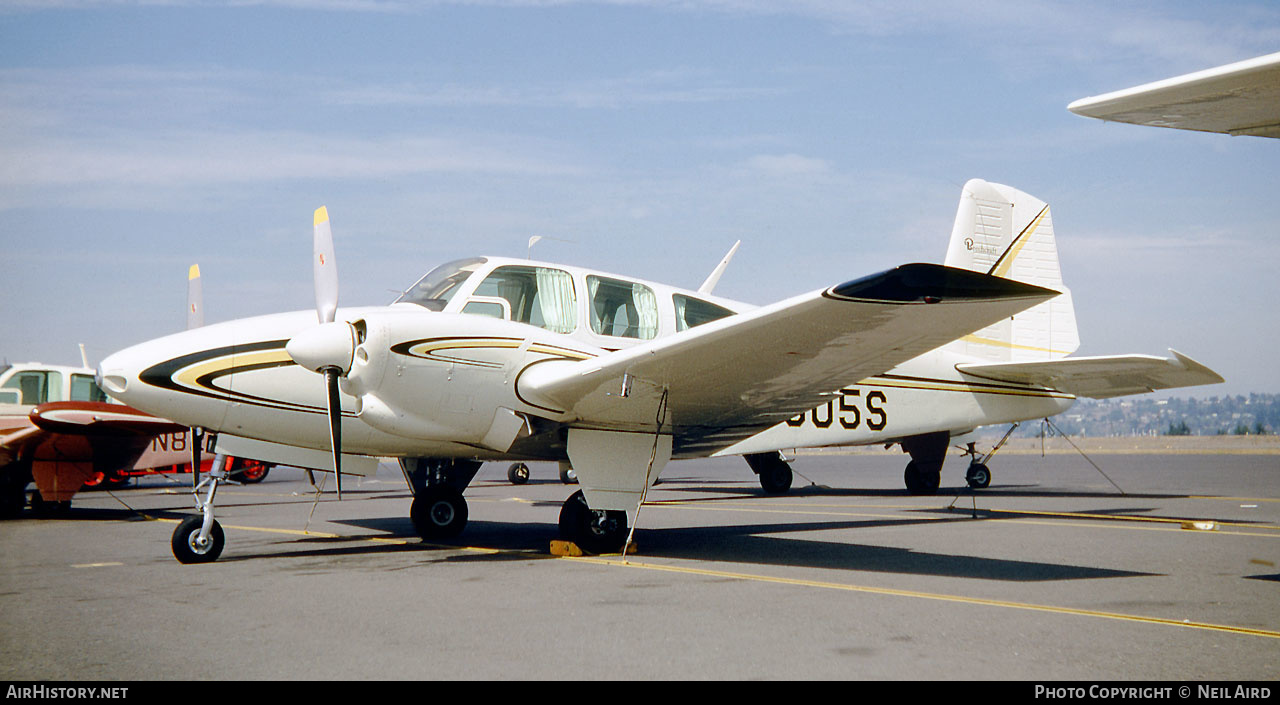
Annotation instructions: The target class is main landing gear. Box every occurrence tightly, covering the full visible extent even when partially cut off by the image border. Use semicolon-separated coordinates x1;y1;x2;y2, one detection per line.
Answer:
401;458;481;541
745;451;793;494
899;425;1015;494
557;489;628;555
900;432;947;495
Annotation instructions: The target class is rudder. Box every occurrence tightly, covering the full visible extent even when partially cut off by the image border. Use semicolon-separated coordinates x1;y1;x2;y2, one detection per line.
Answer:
942;179;1079;362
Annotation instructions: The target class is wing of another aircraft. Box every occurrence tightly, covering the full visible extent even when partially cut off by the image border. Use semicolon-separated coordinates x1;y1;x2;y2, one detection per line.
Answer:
957;349;1224;399
519;263;1057;453
1;402;189;508
1067;52;1280;138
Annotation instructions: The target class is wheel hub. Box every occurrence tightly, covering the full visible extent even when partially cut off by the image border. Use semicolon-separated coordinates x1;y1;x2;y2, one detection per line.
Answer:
430;501;455;526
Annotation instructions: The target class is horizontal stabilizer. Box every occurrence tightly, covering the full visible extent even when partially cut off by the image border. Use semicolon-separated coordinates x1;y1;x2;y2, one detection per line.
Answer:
957;349;1223;399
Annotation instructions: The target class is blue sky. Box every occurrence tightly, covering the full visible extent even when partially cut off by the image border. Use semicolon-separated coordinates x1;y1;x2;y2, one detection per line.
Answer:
1;0;1277;397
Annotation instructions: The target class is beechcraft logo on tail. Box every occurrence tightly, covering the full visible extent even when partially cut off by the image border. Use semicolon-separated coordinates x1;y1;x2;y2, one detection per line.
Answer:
964;237;999;256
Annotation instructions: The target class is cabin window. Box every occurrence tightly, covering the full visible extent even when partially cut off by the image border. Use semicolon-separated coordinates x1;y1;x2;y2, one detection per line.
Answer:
673;294;736;332
470;265;577;334
395;257;488;311
588;276;659;340
461;298;510;320
70;374;109;403
1;370;63;404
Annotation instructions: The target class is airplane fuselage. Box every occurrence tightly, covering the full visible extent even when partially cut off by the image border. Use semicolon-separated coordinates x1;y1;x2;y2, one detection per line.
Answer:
98;284;1074;466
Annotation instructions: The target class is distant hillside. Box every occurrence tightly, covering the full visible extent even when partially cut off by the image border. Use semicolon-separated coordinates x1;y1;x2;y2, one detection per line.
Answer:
1019;393;1278;438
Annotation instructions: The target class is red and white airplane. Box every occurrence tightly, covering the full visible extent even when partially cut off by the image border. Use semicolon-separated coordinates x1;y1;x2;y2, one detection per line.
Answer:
0;266;271;517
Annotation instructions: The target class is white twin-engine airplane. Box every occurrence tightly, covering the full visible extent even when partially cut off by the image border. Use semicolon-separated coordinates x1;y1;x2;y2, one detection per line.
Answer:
97;179;1220;563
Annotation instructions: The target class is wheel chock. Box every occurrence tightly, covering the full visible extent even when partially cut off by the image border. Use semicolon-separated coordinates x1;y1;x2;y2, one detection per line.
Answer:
550;540;586;557
550;540;639;557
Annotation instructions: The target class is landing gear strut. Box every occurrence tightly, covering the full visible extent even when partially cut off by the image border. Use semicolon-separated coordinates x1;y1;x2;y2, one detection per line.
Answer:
172;453;229;563
961;424;1017;490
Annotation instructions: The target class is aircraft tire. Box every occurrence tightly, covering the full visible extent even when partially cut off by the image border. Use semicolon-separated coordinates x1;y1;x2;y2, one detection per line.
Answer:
904;461;940;495
29;491;71;517
558;490;628;555
559;465;577;484
0;465;30;519
233;462;270;484
758;459;792;495
965;463;991;489
410;487;469;540
171;515;224;564
507;462;530;485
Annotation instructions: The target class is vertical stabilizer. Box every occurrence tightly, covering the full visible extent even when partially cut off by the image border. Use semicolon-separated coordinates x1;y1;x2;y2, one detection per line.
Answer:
943;179;1079;362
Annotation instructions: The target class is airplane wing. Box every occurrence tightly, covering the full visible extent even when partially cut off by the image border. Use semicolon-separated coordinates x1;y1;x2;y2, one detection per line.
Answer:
0;424;43;465
518;263;1057;454
28;402;188;437
1067;52;1280;138
956;349;1223;399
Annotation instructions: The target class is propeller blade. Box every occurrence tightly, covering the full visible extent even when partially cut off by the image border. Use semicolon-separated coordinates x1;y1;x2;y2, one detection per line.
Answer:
187;264;204;330
313;206;339;325
325;368;343;500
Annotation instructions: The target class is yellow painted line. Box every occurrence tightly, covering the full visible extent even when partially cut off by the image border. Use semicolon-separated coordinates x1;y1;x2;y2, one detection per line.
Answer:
566;557;1280;640
71;562;124;568
974;506;1280;533
644;498;1280;536
1191;496;1280;504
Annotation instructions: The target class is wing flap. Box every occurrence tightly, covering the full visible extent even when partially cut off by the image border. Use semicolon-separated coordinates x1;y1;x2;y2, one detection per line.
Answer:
519;263;1057;451
957;349;1224;399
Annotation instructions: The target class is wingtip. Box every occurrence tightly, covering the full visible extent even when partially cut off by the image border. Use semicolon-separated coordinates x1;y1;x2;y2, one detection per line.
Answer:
314;206;329;226
188;264;200;280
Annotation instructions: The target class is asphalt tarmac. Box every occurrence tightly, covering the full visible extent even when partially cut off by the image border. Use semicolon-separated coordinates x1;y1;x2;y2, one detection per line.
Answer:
1;451;1277;681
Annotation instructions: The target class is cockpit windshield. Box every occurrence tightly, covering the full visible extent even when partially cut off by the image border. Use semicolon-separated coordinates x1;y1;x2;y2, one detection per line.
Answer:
394;257;488;310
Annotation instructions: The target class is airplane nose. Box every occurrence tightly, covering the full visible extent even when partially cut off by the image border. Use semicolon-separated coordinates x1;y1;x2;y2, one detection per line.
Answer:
286;321;356;374
95;352;133;398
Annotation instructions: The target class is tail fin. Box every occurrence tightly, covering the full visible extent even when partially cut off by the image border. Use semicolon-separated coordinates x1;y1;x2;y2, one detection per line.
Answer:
943;179;1079;362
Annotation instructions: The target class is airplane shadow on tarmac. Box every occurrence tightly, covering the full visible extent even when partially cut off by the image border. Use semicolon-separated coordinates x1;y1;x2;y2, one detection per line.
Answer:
267;512;1157;582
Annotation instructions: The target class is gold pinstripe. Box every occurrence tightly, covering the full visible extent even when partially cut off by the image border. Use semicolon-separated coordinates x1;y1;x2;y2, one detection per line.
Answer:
860;376;1074;400
990;205;1049;278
